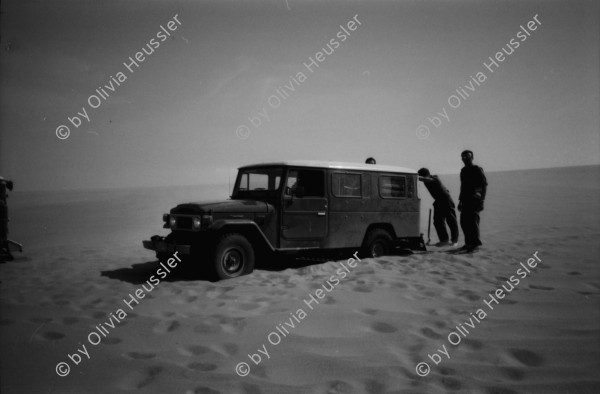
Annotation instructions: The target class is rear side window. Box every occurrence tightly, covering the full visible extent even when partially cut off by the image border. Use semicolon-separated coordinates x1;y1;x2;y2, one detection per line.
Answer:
379;175;406;198
332;173;361;197
407;176;415;198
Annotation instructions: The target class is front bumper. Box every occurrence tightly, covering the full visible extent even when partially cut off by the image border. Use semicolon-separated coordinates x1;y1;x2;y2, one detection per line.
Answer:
143;235;192;255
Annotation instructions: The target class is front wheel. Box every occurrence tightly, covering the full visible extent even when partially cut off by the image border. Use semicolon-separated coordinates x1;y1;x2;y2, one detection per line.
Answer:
212;233;255;280
361;229;393;258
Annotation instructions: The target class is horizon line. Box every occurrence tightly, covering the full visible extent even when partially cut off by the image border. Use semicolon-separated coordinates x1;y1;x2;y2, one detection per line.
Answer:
9;163;599;194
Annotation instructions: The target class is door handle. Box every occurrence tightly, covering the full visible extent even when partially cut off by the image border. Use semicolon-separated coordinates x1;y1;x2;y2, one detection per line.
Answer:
317;212;326;216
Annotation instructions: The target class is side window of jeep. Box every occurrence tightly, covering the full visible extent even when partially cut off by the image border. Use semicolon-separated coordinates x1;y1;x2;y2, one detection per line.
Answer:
379;175;407;198
285;169;325;197
332;173;362;198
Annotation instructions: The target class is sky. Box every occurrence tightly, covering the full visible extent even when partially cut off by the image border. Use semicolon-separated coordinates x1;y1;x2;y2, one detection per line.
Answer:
1;0;598;191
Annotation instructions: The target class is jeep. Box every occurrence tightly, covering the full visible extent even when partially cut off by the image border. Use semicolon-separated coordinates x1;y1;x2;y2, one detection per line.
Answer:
143;160;425;280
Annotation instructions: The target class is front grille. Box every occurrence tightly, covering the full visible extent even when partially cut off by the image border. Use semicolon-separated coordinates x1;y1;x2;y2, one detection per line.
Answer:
175;216;193;230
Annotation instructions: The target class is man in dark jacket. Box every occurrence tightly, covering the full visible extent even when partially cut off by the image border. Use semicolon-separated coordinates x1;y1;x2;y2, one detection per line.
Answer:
1;177;15;261
0;177;23;262
458;150;488;252
418;168;459;247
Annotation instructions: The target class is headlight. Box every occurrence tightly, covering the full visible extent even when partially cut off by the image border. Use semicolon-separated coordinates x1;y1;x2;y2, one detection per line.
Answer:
169;216;177;228
201;214;213;227
192;217;202;230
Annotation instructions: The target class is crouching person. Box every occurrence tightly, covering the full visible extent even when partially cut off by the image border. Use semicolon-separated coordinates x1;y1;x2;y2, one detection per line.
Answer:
418;168;459;247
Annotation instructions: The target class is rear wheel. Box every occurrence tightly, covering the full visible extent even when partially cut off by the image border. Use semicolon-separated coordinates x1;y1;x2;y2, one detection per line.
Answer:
212;233;255;280
362;229;393;258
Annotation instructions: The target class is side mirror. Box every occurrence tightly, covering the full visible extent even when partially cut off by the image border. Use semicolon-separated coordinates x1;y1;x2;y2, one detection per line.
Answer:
294;186;305;198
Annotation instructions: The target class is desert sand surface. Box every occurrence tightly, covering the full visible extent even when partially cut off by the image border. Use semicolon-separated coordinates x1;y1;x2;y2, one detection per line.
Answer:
1;165;599;394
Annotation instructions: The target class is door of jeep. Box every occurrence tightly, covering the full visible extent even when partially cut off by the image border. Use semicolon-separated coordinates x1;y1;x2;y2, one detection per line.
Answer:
280;168;328;246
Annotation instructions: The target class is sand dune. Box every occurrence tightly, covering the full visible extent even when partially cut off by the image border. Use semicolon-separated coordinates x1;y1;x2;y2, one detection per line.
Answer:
1;166;599;393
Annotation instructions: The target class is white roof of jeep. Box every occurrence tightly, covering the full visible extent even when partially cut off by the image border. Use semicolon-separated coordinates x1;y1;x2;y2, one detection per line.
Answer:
239;160;417;174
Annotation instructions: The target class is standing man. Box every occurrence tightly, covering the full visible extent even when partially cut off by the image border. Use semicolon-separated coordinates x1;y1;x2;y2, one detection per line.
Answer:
418;168;459;247
458;150;488;252
0;176;22;262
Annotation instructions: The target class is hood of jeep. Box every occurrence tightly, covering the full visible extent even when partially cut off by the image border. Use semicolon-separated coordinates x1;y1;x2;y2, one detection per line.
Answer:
170;199;272;215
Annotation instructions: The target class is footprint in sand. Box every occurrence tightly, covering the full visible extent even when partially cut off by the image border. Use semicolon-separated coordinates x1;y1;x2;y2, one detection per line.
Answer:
438;365;463;390
364;379;386;394
128;366;163;389
216;342;239;356
101;337;122;345
529;285;554;291
236;302;261;310
86;298;110;309
370;321;398;333
224;317;247;334
325;380;354;393
62;317;79;325
171;295;198;305
440;376;462;391
509;348;543;367
193;322;221;334
153;319;180;334
463;338;484;350
125;352;156;360
438;366;456;376
186;387;221;394
178;345;211;357
359;308;379;316
41;331;65;341
484;386;520;394
421;327;442;339
187;362;218;372
433;320;446;329
353;284;373;293
578;291;595;296
462;291;480;301
240;382;264;394
423;290;438;297
30;317;53;324
427;309;439;316
442;272;456;281
91;311;106;319
266;289;288;297
499;366;526;381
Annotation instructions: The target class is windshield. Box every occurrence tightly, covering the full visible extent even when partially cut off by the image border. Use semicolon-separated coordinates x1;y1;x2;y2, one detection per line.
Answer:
233;168;283;196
